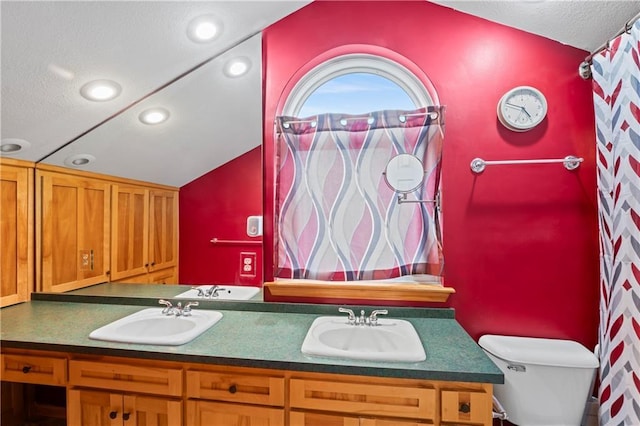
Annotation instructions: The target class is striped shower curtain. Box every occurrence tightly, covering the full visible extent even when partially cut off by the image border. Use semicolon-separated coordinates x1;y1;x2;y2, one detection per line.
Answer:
274;107;445;281
591;19;640;426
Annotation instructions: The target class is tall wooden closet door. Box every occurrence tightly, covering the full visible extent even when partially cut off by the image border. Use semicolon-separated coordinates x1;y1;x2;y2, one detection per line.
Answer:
0;163;33;307
39;171;110;292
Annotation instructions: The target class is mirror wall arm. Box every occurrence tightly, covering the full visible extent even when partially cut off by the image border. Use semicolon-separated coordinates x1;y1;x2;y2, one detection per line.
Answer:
397;192;441;211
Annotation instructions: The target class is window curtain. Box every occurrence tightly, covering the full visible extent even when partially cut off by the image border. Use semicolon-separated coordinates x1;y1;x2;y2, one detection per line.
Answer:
274;106;445;281
591;19;640;426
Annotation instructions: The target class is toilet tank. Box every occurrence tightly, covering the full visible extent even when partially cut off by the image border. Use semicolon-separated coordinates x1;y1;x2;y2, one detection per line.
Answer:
479;335;599;426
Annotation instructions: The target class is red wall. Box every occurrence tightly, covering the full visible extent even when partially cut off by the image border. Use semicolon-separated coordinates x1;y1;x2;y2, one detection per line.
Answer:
262;1;600;347
179;146;262;286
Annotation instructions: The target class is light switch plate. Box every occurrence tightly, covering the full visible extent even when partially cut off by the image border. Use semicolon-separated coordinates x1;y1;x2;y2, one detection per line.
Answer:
246;215;263;237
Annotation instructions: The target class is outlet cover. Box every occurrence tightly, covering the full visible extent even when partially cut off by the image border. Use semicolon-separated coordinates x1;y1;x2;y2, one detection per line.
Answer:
240;252;257;277
79;249;91;271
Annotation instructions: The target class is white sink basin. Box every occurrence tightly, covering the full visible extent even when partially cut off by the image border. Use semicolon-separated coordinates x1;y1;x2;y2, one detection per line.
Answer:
301;316;426;362
89;308;223;345
175;285;260;300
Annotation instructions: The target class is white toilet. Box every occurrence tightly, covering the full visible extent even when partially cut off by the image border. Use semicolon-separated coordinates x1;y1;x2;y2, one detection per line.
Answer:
478;334;599;426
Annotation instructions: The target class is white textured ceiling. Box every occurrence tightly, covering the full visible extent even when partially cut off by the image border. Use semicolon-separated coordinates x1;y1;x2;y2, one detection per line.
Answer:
1;1;639;187
431;0;640;52
1;1;310;186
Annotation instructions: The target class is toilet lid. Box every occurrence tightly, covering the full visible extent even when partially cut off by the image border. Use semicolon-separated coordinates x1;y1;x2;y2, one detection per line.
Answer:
478;335;599;368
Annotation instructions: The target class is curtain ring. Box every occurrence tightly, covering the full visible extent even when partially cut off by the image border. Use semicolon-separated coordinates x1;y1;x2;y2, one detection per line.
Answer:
624;22;632;34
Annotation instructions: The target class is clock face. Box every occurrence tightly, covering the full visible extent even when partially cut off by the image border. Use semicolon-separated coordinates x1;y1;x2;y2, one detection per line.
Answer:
497;86;547;131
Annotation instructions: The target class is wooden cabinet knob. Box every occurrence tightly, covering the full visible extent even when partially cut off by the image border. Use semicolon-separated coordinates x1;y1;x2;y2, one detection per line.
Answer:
122;412;131;421
109;411;118;419
228;384;237;394
22;365;31;373
459;402;471;413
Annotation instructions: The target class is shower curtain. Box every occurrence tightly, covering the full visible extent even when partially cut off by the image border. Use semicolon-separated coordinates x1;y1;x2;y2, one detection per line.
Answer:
592;19;640;426
274;107;445;281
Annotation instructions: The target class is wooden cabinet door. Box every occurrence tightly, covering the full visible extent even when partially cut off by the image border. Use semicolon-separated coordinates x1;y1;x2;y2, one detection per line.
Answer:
1;163;33;307
110;185;149;281
122;394;182;426
68;390;182;426
68;389;121;426
39;172;110;292
186;400;284;426
148;190;178;274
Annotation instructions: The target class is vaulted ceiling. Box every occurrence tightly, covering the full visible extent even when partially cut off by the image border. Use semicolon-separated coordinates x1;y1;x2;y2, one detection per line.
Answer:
1;1;638;187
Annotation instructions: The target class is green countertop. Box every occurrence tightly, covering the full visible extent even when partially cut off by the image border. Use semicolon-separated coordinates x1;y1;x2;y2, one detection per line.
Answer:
1;299;503;384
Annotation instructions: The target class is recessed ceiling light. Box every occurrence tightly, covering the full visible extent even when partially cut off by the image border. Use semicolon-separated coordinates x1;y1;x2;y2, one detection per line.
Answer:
187;15;223;43
224;57;251;78
139;108;170;125
64;154;96;167
0;138;31;155
80;80;122;102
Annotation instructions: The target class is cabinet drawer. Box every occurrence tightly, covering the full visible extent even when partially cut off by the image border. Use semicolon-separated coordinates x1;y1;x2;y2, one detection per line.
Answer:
290;378;436;420
441;389;491;424
290;411;432;425
186;370;285;406
0;353;66;386
186;400;284;426
69;360;182;397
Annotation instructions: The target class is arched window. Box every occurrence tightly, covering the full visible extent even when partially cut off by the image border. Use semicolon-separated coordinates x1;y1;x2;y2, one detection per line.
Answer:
298;72;415;116
282;53;437;117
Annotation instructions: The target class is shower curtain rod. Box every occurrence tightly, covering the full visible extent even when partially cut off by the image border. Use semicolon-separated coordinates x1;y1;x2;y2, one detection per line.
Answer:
579;10;640;78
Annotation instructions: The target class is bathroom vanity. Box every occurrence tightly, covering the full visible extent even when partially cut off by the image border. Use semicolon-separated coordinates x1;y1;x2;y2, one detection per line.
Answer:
0;297;502;426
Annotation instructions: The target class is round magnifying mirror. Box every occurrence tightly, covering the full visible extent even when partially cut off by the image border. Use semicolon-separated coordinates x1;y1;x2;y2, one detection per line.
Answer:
384;154;425;193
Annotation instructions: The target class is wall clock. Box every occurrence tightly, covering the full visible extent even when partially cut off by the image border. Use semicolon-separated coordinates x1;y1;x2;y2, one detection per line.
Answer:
497;86;547;131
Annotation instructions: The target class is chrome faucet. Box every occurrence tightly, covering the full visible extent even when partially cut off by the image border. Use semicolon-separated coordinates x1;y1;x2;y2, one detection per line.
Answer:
337;307;389;326
190;285;227;298
158;299;199;316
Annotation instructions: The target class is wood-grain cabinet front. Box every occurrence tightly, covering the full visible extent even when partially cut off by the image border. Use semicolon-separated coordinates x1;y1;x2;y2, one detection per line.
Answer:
0;350;494;426
110;185;178;284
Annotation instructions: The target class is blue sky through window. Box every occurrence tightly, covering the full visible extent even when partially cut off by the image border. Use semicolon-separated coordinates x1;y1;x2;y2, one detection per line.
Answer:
297;72;416;117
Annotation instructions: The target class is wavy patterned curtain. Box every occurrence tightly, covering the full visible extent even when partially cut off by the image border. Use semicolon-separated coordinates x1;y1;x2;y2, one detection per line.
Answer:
591;19;640;426
274;107;445;281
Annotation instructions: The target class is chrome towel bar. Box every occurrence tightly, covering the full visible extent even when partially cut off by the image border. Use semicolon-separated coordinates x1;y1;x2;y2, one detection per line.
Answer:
470;155;583;173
